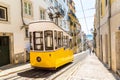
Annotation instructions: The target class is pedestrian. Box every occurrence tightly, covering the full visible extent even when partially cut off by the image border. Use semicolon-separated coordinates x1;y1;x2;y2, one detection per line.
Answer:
89;47;92;55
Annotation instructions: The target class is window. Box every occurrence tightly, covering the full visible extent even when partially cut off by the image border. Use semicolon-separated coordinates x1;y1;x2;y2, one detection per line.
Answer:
54;0;58;8
69;39;72;49
25;28;29;38
54;31;57;49
29;32;33;50
59;19;62;26
45;30;53;50
0;6;8;21
58;31;63;48
40;9;46;20
63;21;66;28
33;32;43;51
49;0;53;3
24;1;32;16
101;3;102;16
105;0;108;6
63;36;69;48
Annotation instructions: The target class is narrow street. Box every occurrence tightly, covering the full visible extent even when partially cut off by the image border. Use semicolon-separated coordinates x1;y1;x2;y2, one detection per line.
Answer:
0;51;119;80
1;0;120;79
0;51;87;80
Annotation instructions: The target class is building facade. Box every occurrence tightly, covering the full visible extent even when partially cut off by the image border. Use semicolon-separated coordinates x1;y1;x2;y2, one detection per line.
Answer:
0;0;81;67
0;0;53;66
94;0;120;74
67;0;80;54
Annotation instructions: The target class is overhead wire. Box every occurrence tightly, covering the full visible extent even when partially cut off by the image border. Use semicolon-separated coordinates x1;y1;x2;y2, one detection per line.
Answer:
76;7;95;12
76;0;91;34
77;16;94;19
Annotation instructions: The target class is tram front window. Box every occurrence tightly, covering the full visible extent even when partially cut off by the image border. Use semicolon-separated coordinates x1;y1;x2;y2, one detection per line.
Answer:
33;32;43;50
45;30;53;50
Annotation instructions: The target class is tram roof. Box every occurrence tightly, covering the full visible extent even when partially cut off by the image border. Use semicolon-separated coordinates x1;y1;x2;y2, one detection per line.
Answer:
29;21;72;38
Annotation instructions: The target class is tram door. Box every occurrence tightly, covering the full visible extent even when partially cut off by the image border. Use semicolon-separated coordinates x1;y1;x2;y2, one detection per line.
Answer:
0;36;10;67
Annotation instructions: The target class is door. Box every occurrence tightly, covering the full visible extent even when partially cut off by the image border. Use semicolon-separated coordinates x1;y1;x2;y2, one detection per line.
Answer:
100;35;103;61
0;36;10;67
116;32;120;70
105;34;108;64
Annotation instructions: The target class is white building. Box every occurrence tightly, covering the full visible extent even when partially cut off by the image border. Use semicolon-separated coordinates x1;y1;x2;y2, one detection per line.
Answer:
0;0;70;67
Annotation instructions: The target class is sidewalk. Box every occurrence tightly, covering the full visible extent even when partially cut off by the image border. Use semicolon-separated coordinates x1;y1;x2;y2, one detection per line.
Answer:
68;54;119;80
0;63;31;77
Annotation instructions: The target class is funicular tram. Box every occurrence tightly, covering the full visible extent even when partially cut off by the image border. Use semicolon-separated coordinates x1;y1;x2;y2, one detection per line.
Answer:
29;21;73;69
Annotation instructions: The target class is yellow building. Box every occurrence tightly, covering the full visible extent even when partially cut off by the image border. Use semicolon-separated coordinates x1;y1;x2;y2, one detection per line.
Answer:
67;0;80;54
94;0;120;75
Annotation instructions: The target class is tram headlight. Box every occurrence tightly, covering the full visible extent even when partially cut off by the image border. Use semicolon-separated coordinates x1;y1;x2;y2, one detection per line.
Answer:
36;57;41;62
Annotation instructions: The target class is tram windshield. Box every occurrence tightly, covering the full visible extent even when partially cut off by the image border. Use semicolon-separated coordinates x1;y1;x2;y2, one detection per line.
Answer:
33;31;43;51
44;30;53;50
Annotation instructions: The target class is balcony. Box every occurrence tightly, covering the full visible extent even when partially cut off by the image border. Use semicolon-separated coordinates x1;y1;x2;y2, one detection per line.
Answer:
58;8;65;17
68;0;72;4
69;31;74;36
68;10;77;22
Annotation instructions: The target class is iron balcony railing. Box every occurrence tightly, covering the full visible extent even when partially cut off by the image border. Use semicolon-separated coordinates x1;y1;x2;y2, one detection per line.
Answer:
68;9;77;19
68;0;72;4
59;8;65;17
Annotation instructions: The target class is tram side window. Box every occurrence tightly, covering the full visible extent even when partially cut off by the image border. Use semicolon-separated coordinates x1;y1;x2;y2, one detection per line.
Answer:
63;36;65;47
54;31;57;49
45;30;53;50
66;36;69;48
29;32;33;50
69;39;72;49
63;36;69;48
33;32;43;50
58;31;63;48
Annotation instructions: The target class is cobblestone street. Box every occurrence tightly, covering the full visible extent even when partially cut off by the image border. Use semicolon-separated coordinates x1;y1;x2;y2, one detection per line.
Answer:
0;52;119;80
68;55;117;80
55;53;119;80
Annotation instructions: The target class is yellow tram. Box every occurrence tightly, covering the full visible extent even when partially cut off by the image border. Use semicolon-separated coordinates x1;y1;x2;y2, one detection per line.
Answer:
29;21;74;69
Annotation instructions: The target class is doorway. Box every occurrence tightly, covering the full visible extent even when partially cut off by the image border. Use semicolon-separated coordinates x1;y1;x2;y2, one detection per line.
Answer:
105;34;108;64
100;35;103;61
116;32;120;72
0;36;10;66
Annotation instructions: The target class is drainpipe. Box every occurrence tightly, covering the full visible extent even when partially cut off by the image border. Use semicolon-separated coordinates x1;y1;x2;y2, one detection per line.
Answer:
98;0;100;59
20;0;26;29
108;0;112;69
20;0;27;63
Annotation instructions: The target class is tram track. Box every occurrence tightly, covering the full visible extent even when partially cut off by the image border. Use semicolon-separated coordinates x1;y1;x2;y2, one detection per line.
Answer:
44;52;88;80
1;52;88;80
